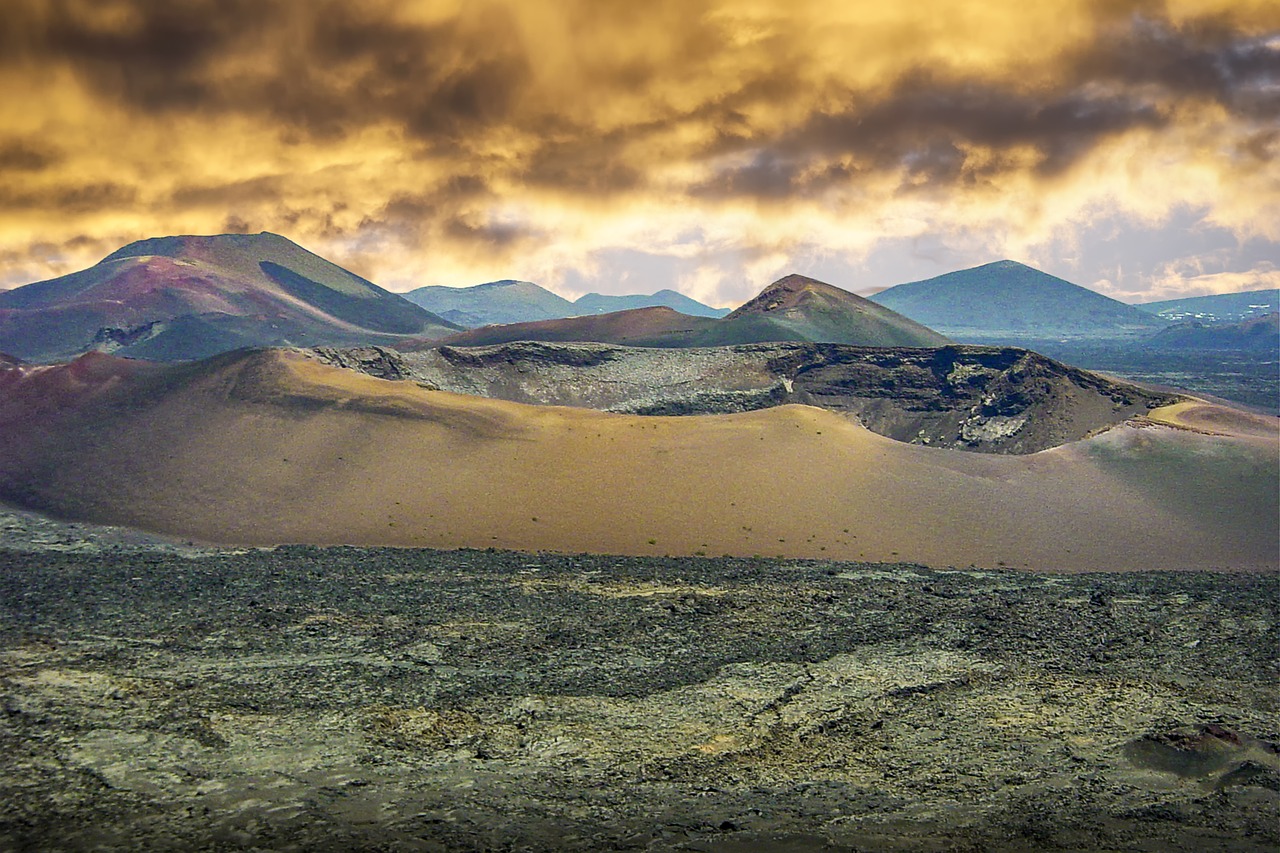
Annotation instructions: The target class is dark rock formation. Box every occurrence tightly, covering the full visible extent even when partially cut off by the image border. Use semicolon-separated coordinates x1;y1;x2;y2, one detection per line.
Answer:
0;541;1275;852
89;320;166;352
314;341;1179;454
309;345;411;381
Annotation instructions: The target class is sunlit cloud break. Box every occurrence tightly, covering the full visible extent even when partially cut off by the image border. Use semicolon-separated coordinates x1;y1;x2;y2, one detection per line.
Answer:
1;0;1276;304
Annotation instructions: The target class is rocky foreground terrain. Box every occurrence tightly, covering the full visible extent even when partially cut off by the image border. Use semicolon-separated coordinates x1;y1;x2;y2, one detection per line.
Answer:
1;511;1276;852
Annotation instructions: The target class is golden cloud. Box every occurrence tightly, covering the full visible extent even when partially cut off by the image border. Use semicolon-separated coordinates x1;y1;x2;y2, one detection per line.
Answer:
0;0;1276;301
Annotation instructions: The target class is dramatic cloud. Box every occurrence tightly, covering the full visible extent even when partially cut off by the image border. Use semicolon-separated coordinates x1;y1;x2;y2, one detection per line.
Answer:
1;0;1277;303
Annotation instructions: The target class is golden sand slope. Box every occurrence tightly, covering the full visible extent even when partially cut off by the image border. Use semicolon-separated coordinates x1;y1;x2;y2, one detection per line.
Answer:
0;350;1275;572
1145;400;1279;438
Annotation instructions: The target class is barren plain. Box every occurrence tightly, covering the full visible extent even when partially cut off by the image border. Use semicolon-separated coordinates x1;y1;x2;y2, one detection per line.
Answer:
1;515;1277;852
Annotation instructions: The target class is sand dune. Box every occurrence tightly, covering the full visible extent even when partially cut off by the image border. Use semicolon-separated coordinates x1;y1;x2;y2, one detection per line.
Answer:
0;350;1274;571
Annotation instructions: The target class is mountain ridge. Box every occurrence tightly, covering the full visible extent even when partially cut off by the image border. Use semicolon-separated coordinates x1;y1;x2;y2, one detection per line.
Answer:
403;279;576;328
1145;312;1280;351
404;279;728;327
0;233;460;361
574;289;729;318
1137;288;1280;323
428;273;949;348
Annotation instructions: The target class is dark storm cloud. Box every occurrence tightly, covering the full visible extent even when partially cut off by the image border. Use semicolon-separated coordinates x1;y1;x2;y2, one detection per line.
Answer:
0;139;60;172
1237;128;1279;163
5;0;532;143
354;175;536;258
693;17;1273;202
362;174;496;236
7;0;273;109
2;181;138;213
692;152;859;200
271;202;355;241
442;214;532;250
692;82;1166;200
168;175;286;208
520;134;647;194
1;0;1275;299
246;4;532;141
13;1;1266;203
220;213;254;234
1077;16;1280;115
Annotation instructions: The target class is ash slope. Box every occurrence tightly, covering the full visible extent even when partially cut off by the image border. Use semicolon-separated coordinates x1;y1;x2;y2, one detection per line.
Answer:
0;348;1274;571
322;341;1178;455
0;232;460;362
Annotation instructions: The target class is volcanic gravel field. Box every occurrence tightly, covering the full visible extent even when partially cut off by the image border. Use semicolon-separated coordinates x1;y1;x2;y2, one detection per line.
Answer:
1;514;1277;852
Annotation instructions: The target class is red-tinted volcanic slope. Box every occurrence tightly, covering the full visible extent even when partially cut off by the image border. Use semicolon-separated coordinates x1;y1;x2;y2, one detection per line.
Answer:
716;274;950;347
423;274;948;349
0;348;1273;572
0;233;460;361
428;306;719;348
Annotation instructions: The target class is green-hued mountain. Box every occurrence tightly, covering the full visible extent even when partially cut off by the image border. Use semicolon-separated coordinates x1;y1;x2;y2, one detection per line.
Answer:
404;280;728;327
1144;313;1280;351
1137;288;1280;324
870;260;1168;342
403;280;576;328
574;289;729;318
0;233;460;362
430;274;949;349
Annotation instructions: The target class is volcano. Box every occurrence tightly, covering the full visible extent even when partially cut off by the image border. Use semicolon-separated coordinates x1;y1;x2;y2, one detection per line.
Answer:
0;232;460;361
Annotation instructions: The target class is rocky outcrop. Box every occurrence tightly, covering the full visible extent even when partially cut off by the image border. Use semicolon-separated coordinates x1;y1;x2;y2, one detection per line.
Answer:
309;345;411;381
89;320;166;353
768;344;1177;454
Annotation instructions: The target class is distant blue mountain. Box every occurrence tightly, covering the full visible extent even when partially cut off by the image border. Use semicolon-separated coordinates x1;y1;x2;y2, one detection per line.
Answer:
1144;312;1279;352
403;280;727;327
870;260;1167;341
403;280;575;328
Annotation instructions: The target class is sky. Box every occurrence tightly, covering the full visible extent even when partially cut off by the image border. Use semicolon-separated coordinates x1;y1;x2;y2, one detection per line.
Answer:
1;0;1277;307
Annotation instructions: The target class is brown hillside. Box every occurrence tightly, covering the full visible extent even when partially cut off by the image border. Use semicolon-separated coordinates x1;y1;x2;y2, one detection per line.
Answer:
426;306;716;348
0;349;1273;572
